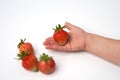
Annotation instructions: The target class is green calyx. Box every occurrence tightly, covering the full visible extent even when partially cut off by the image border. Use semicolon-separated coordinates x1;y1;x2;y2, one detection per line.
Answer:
17;51;28;60
17;38;26;48
40;53;52;62
53;24;66;32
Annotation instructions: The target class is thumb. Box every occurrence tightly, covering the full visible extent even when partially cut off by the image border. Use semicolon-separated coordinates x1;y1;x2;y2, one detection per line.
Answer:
65;22;75;30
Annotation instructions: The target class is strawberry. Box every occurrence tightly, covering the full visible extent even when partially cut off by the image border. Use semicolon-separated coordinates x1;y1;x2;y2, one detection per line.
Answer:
53;24;69;46
17;38;34;54
38;53;55;74
17;51;38;72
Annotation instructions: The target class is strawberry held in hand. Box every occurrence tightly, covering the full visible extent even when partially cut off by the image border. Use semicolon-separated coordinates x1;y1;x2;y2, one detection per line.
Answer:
53;24;69;46
38;53;55;74
17;38;34;54
17;51;38;72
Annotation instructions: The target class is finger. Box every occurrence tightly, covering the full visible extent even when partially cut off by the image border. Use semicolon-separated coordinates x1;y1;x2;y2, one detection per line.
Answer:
43;37;54;45
45;45;68;51
43;37;52;45
65;22;74;30
43;37;58;45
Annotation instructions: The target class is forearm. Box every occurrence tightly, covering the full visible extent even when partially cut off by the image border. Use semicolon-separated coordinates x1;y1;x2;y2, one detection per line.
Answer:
85;32;120;66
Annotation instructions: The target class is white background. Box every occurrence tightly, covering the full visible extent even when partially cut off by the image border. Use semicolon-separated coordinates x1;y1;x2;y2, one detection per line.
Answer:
0;0;120;80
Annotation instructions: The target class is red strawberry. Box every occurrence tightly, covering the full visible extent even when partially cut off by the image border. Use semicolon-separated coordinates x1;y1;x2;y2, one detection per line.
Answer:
17;38;34;54
38;53;55;74
17;51;38;72
53;24;69;46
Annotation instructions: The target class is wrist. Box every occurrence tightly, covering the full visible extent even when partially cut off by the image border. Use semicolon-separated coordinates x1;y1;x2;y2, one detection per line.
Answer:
84;32;93;51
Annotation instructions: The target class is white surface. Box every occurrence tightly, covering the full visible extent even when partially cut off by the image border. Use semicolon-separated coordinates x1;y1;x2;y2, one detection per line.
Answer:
0;0;120;80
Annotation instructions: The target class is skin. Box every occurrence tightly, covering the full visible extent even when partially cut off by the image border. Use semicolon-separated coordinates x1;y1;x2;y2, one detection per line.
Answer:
43;22;120;66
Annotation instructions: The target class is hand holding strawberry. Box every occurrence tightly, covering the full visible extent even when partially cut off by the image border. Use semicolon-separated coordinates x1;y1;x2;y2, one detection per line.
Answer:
38;53;55;74
44;22;86;51
53;24;69;46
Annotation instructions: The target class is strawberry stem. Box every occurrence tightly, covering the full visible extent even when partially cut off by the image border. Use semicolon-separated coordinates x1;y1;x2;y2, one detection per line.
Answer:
17;51;28;60
53;24;66;32
17;38;26;48
40;53;52;62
